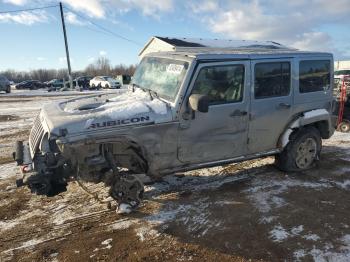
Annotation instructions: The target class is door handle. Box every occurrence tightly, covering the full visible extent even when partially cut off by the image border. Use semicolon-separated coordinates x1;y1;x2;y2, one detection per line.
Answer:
230;110;248;117
277;103;291;109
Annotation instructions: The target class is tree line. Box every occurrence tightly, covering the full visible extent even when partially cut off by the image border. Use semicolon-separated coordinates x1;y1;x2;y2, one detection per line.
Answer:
0;57;137;83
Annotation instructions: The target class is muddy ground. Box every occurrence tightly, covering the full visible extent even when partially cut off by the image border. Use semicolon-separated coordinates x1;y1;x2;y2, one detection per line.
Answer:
0;90;349;262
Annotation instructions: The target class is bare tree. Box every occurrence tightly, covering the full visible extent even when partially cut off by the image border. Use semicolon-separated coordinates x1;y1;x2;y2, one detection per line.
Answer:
1;58;137;83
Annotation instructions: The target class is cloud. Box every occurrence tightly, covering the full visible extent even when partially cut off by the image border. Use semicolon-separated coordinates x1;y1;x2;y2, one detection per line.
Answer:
187;0;218;13
3;0;175;20
0;10;48;25
62;0;174;19
99;50;107;56
58;57;66;63
190;0;350;53
3;0;28;5
65;11;85;26
62;0;105;18
293;32;333;51
36;57;46;61
87;57;95;62
122;0;174;18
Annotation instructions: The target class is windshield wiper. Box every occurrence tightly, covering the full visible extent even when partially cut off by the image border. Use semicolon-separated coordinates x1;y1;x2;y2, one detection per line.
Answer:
132;83;159;100
149;89;159;99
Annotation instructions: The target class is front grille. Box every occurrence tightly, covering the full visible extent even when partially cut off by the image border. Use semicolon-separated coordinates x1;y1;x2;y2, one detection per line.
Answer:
29;114;45;158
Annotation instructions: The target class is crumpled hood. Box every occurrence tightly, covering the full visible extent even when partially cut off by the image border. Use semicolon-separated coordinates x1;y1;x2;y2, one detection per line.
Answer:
41;89;173;137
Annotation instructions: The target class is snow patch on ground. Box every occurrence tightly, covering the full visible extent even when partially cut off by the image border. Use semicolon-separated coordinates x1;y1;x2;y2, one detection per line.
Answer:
246;176;331;213
269;225;290;242
101;238;113;249
269;225;304;242
0;209;44;231
293;235;350;261
303;233;321;241
0;163;18;180
108;219;135;231
293;249;306;261
135;226;160;242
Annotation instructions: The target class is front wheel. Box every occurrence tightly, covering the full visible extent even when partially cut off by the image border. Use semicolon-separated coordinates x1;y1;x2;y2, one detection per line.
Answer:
275;127;321;172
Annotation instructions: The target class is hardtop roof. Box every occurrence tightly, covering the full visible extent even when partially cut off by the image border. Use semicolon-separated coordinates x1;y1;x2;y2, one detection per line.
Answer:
145;49;333;61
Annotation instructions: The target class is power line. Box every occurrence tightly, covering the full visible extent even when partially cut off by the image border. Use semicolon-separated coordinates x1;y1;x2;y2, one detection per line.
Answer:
63;6;143;47
0;4;59;14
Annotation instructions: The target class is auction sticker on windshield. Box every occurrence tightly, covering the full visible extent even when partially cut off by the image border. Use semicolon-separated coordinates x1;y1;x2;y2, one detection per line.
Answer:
166;64;184;75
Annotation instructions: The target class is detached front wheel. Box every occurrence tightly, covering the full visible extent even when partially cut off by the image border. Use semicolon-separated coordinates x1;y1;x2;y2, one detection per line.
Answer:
109;174;144;210
275;127;321;172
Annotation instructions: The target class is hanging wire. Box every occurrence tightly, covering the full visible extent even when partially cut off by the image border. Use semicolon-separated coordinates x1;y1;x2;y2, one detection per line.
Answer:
0;4;59;14
63;6;143;47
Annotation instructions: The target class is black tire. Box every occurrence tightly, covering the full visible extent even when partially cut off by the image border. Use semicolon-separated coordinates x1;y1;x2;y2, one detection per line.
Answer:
105;84;110;89
6;86;11;93
275;127;321;172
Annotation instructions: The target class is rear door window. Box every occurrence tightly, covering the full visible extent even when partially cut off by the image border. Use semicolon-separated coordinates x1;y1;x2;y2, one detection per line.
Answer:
299;60;330;93
254;62;291;99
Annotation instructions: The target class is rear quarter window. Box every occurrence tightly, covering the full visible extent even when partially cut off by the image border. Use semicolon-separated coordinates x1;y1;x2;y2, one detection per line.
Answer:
299;60;330;93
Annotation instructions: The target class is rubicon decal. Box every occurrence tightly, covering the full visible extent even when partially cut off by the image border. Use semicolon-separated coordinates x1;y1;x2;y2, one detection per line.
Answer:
88;116;150;129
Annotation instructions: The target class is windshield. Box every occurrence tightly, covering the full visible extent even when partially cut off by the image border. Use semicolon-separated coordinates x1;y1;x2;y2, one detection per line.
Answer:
335;70;350;75
132;57;189;102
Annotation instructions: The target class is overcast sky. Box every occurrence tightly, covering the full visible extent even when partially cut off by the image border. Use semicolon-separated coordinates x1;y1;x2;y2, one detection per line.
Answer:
0;0;349;71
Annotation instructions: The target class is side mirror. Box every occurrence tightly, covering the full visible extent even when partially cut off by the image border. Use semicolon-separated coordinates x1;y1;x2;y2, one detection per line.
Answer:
189;94;209;113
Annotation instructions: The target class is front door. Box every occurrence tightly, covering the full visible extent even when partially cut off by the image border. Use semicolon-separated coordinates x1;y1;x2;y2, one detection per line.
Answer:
248;59;293;153
178;61;250;163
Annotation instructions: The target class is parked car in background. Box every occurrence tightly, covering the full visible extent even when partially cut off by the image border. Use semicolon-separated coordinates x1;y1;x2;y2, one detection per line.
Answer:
15;80;45;90
74;76;92;89
116;74;132;86
89;76;121;89
0;75;11;93
47;79;64;91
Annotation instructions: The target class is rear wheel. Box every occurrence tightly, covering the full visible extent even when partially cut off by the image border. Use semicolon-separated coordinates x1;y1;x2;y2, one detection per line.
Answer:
105;83;110;89
275;127;321;172
6;86;10;93
338;120;350;133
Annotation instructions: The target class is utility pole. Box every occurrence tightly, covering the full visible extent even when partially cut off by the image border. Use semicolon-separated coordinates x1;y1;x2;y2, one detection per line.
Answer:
59;2;73;89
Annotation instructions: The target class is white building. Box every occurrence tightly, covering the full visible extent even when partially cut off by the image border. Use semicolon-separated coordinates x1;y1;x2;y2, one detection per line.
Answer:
335;60;350;70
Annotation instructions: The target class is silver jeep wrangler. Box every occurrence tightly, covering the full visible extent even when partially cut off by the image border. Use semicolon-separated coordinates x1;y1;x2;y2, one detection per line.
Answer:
14;45;335;210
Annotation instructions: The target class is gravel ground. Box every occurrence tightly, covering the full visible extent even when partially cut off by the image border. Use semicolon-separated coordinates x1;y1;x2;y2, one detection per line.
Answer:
0;91;349;262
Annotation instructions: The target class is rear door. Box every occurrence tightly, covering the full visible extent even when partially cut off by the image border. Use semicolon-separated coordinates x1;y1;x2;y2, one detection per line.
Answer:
248;59;293;153
178;61;250;163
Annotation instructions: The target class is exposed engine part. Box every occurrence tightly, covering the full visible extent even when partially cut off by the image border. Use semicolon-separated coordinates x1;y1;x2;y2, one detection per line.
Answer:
16;171;67;196
14;141;24;165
